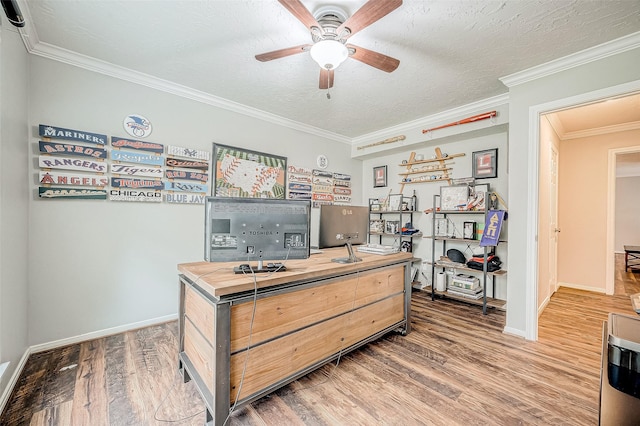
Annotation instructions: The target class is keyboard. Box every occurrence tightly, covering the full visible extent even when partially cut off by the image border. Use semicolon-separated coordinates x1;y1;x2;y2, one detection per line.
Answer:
357;244;399;255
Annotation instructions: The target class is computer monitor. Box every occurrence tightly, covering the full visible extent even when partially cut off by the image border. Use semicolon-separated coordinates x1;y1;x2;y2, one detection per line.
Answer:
318;204;368;264
204;197;311;273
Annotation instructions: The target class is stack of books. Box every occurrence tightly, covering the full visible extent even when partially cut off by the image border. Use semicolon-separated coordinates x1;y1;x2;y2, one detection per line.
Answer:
447;274;483;299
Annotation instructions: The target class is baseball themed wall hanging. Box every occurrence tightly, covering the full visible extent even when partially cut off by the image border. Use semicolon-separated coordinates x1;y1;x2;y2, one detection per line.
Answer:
123;114;152;138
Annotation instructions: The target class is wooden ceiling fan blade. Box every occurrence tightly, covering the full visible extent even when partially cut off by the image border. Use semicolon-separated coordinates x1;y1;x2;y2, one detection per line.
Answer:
319;69;334;89
347;44;399;72
278;0;322;32
255;44;311;62
337;0;402;38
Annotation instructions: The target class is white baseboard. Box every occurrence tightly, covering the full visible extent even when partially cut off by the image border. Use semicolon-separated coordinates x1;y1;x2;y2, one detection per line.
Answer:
0;349;31;415
502;326;526;338
0;313;177;414
558;282;606;294
538;295;551;316
29;313;177;354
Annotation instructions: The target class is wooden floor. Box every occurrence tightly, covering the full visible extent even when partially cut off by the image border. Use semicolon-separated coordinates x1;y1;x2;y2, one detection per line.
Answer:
2;255;639;425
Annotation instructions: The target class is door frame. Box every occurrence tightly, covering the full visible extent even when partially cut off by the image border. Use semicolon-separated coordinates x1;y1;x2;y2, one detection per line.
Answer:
526;79;640;341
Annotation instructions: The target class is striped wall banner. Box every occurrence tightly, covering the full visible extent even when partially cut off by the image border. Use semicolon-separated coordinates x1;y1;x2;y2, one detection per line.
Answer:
39;124;107;145
39;187;107;200
39;155;107;173
111;150;164;166
111;137;164;153
167;145;210;161
111;177;164;190
164;181;208;193
109;164;163;178
39;171;108;187
39;141;107;159
109;189;162;203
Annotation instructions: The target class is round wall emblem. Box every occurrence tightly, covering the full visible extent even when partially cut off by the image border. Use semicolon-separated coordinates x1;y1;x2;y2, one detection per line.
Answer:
123;114;152;138
316;154;328;169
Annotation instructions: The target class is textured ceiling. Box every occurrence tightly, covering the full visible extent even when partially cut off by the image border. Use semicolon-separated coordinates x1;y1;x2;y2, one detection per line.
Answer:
17;0;640;139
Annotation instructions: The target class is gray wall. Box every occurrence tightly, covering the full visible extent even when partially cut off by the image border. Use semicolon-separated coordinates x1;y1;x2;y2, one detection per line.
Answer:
27;56;362;345
506;46;640;337
0;20;29;401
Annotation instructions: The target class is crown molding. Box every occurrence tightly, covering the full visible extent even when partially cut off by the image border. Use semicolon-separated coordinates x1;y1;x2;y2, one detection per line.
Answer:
500;31;640;88
560;120;640;140
351;93;509;159
16;8;351;145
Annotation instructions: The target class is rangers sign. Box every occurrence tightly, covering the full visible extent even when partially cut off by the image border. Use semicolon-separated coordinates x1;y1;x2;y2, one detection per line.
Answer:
39;155;106;173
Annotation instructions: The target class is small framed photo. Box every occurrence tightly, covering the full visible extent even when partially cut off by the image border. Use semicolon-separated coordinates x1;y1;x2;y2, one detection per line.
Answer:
468;183;489;211
434;218;449;237
440;185;469;211
385;220;400;234
370;203;381;212
463;221;476;239
472;148;498;179
388;194;402;211
373;165;387;188
400;240;412;253
369;219;385;233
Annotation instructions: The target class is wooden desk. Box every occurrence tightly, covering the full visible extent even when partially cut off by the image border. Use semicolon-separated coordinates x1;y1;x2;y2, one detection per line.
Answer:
624;245;640;272
177;248;414;425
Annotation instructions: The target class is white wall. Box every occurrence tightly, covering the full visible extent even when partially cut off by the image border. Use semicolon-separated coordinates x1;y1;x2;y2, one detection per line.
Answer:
27;56;362;346
0;19;29;403
615;175;640;252
506;46;640;338
361;125;509;299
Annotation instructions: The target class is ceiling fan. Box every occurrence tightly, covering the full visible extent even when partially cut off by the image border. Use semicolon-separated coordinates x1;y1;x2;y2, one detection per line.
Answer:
255;0;402;92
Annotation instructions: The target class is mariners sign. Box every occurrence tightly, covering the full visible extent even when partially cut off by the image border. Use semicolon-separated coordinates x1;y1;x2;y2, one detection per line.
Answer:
39;124;107;145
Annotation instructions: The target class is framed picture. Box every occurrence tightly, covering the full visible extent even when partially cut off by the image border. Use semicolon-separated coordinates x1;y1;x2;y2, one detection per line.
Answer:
388;194;402;211
385;220;400;234
463;221;476;239
212;143;287;198
370;203;381;212
472;148;498;179
468;183;489;211
369;219;385;234
440;185;469;211
373;165;387;188
434;218;449;237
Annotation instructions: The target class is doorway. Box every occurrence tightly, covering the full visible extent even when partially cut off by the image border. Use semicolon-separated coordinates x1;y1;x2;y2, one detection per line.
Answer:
536;91;640;325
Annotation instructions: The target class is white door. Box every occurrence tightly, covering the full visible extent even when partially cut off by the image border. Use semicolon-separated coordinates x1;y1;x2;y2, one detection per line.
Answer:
549;146;559;294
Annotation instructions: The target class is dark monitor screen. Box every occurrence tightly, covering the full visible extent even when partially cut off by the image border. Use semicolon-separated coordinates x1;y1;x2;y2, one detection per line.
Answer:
204;197;311;268
318;204;369;249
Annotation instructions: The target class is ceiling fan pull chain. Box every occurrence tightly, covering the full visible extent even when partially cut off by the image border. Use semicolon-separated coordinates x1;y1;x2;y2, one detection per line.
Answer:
326;69;331;99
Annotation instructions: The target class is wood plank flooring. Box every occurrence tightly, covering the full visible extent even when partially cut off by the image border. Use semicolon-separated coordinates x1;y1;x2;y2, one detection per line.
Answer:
2;254;638;425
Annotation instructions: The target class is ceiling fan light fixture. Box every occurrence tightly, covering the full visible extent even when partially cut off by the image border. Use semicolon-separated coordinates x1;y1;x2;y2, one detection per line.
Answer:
310;40;348;70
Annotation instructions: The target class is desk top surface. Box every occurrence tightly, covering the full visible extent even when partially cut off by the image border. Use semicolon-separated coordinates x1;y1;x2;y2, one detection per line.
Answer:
178;247;414;298
624;245;640;253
